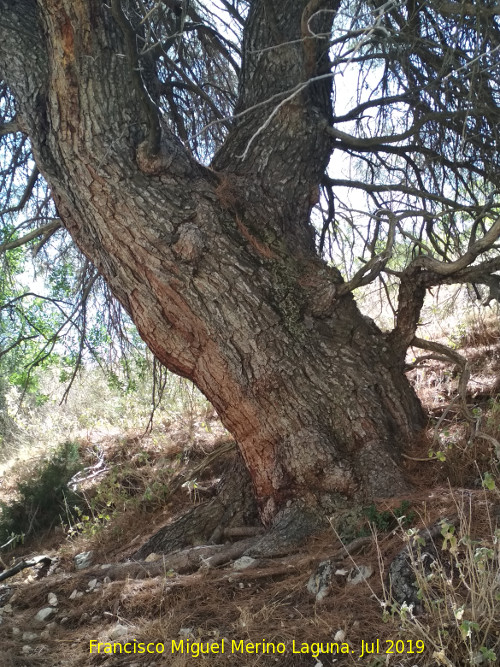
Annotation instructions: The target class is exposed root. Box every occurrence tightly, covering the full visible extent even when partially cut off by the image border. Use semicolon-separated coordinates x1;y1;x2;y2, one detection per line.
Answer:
244;501;329;558
131;452;259;560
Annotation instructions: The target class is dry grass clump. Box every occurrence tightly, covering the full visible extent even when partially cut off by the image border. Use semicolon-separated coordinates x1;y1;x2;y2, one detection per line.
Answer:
383;487;500;667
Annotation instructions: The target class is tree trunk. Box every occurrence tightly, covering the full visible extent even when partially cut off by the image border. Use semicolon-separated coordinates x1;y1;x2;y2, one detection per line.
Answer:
0;1;425;529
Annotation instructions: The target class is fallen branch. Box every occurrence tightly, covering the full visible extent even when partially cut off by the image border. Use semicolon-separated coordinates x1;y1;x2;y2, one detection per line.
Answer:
0;555;51;582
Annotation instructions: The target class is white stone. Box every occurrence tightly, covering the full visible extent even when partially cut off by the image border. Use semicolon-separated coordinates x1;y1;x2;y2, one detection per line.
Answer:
74;551;93;570
232;556;257;570
69;589;83;599
178;628;195;638
347;564;373;585
22;632;38;641
307;560;333;602
334;629;346;642
48;592;58;606
34;607;57;623
108;623;128;640
87;579;98;591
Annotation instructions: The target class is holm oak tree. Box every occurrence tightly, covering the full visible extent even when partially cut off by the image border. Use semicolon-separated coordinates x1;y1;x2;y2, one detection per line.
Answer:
1;0;500;552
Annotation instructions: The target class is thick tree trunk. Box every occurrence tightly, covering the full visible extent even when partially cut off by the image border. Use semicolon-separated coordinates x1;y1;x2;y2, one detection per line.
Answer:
0;0;425;528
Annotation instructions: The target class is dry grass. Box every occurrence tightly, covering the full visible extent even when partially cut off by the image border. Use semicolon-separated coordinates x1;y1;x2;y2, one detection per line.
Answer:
381;488;500;666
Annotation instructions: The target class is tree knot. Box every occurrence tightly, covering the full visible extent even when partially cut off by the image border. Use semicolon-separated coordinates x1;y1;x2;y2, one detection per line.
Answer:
172;223;205;262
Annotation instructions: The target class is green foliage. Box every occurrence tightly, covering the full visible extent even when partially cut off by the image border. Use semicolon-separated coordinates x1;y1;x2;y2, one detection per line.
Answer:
67;503;112;540
363;500;415;533
0;440;84;544
332;500;416;543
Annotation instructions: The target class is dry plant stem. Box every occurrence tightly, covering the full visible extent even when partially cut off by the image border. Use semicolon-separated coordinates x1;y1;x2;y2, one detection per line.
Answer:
0;535;19;551
401;453;438;462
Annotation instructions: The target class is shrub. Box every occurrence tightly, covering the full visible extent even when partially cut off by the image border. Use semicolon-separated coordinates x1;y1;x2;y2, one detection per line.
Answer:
0;440;84;545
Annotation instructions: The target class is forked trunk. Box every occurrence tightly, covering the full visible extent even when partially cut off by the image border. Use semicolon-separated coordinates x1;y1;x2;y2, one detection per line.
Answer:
0;0;425;529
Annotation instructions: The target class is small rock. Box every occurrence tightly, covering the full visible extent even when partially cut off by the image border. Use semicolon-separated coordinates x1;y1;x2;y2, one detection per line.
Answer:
335;568;348;576
0;587;12;606
108;623;128;640
91;615;100;623
103;576;111;584
34;607;57;623
232;556;257;570
22;645;32;654
60;617;69;625
347;564;373;585
74;551;93;570
22;632;38;641
87;579;98;591
12;627;20;636
334;630;346;642
40;622;56;639
307;560;334;602
48;592;58;606
145;552;159;562
178;628;195;638
1;603;13;614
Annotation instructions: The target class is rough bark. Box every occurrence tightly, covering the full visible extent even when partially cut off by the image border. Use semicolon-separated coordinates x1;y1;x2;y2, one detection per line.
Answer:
0;1;425;533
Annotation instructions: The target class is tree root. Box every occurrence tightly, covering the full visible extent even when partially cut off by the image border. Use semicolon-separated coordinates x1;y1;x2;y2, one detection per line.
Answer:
132;451;259;560
130;451;345;569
